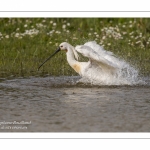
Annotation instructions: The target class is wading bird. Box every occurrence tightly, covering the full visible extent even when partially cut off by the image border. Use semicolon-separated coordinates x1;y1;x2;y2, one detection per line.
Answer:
38;41;135;84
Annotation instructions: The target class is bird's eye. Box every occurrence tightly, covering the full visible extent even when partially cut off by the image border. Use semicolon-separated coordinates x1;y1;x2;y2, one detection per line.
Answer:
60;45;63;48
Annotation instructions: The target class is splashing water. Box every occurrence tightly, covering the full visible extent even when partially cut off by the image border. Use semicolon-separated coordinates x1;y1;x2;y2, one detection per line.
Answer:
77;41;143;86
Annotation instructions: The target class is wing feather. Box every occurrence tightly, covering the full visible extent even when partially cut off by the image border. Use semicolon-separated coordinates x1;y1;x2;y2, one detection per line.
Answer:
75;45;117;70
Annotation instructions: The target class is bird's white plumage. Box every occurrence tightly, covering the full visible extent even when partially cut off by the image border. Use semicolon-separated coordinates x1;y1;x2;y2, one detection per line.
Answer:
59;41;139;85
76;41;125;69
76;44;117;69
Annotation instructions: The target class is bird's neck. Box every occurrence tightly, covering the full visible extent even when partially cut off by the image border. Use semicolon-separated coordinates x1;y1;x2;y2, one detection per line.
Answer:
66;47;81;75
66;47;78;66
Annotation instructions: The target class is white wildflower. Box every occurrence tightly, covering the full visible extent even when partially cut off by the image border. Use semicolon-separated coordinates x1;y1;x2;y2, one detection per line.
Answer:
53;23;57;26
67;23;70;26
102;36;106;40
55;31;61;34
5;35;9;38
15;33;20;37
62;24;66;29
50;20;53;24
48;30;55;35
135;41;141;44
109;27;114;30
73;37;78;40
135;36;139;39
16;28;20;31
131;36;134;38
96;34;99;38
139;34;142;37
129;32;134;35
24;29;39;36
36;23;44;28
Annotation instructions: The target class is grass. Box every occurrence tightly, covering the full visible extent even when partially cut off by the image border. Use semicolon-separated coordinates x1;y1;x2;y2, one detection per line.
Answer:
0;18;150;79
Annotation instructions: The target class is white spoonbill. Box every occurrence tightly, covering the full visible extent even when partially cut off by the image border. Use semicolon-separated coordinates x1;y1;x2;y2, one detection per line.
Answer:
38;41;138;85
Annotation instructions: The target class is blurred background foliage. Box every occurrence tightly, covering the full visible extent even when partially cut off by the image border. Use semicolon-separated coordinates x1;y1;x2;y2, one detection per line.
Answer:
0;18;150;78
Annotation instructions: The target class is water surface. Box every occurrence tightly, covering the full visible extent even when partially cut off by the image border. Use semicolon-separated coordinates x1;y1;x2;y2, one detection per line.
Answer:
0;76;150;132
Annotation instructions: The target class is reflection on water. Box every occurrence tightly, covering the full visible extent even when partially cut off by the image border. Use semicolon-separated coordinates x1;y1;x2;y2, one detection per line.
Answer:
0;76;150;132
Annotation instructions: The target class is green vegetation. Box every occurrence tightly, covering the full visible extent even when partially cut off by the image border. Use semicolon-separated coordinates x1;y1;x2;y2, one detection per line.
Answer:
0;18;150;78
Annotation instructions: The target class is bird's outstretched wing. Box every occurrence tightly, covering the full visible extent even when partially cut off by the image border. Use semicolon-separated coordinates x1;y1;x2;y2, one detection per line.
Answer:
75;45;117;71
84;41;114;56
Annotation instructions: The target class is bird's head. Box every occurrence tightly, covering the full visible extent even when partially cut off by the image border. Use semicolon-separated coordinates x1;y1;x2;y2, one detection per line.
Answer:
59;42;70;52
